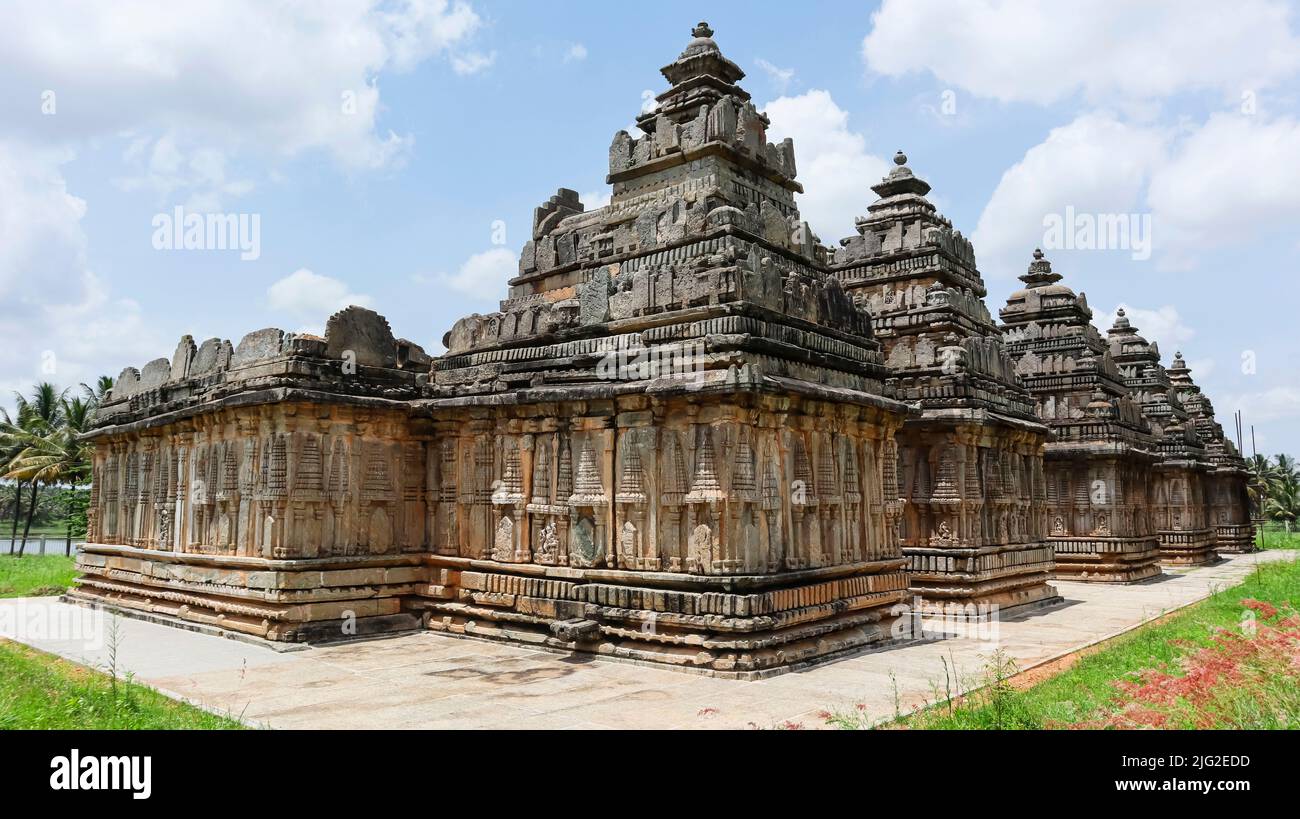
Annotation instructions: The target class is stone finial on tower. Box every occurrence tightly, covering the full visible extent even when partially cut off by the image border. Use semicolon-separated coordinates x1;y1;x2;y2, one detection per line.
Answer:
692;20;713;38
1019;248;1063;288
870;148;931;198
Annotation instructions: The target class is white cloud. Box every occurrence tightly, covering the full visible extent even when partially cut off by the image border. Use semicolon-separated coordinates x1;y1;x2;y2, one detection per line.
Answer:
1218;386;1300;425
115;135;255;212
754;58;795;93
1148;113;1300;268
763;90;893;243
0;0;487;206
267;268;372;328
451;50;496;75
579;189;611;210
379;0;482;72
972;113;1168;276
1095;303;1196;354
0;141;159;401
564;43;588;63
438;247;516;301
974;111;1300;275
863;0;1300;106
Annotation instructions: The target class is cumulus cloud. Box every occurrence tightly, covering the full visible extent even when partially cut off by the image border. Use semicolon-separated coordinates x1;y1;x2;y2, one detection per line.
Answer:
762;90;891;242
1148;114;1300;268
973;111;1300;275
267;268;372;330
438;247;516;301
0;141;159;399
1094;303;1196;355
564;43;589;63
863;0;1300;106
0;0;487;205
972;113;1167;276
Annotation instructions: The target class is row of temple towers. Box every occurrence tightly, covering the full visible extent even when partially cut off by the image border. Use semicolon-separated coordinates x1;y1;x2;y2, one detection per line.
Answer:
837;152;1254;604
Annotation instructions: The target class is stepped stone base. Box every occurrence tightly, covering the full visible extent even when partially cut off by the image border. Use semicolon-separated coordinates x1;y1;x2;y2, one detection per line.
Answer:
1050;536;1163;583
905;542;1058;612
415;556;910;678
72;544;426;642
1214;523;1257;554
1157;529;1219;566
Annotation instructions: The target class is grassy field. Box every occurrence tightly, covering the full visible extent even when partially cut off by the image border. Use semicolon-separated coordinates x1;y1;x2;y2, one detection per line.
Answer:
824;554;1300;730
0;554;76;598
1256;524;1300;551
0;639;244;729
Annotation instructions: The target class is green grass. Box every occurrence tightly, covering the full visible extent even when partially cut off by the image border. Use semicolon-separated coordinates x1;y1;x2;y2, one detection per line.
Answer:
1256;524;1300;551
0;554;76;598
0;639;245;729
825;554;1300;730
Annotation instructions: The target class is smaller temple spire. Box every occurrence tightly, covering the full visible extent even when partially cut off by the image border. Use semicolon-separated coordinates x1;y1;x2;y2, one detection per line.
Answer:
1019;248;1064;289
870;148;932;199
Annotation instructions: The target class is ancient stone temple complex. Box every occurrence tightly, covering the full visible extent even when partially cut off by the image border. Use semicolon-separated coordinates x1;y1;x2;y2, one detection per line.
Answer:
72;23;1253;677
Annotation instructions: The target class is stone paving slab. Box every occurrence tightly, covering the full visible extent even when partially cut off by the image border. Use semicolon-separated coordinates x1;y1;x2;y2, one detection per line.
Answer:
1;550;1291;730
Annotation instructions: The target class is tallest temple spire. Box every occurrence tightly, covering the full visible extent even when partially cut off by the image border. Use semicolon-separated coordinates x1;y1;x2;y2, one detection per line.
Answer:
649;21;749;125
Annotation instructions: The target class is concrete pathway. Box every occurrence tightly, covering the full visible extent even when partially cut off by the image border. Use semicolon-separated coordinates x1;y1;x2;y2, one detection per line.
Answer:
2;550;1292;729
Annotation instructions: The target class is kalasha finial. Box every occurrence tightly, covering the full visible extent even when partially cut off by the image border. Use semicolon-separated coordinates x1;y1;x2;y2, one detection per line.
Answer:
894;150;908;166
1033;248;1044;261
692;21;713;38
1116;307;1126;317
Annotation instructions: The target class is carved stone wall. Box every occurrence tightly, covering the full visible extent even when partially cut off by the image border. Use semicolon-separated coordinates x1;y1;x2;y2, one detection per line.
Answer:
414;392;908;674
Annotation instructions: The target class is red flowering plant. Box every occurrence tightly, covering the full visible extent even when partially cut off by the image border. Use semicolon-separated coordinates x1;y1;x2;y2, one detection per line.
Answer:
1073;599;1300;729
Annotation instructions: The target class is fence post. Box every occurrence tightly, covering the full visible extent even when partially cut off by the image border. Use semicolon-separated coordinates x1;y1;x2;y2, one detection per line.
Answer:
39;535;47;555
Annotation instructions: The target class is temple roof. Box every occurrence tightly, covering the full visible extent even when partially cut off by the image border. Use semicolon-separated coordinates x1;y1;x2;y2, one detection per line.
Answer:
1000;249;1092;325
1019;248;1064;289
650;21;751;126
871;151;933;200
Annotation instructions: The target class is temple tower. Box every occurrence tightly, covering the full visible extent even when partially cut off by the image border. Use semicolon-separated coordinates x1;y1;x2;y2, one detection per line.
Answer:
1000;252;1163;582
830;153;1058;613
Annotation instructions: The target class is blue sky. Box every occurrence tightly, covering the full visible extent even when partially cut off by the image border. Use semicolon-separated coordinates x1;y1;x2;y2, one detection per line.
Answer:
1;0;1298;454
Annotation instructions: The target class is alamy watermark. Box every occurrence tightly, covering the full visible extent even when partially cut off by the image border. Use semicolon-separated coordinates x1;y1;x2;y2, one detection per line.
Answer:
595;337;706;384
0;601;105;649
151;206;261;261
1042;205;1151;261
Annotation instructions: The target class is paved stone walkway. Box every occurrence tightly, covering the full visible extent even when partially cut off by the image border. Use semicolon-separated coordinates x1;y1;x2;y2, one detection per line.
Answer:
2;550;1292;729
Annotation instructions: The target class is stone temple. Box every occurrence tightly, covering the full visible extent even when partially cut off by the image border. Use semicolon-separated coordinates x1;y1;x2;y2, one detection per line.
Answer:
72;23;1253;678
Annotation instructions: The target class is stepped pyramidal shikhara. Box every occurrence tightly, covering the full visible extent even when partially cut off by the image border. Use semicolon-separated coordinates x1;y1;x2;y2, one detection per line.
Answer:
72;23;1254;677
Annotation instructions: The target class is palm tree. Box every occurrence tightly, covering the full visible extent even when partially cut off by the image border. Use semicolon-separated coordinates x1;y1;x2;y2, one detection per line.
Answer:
5;423;90;556
1273;453;1298;485
0;407;28;554
1247;453;1277;519
1264;475;1300;534
2;384;68;556
80;375;114;405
